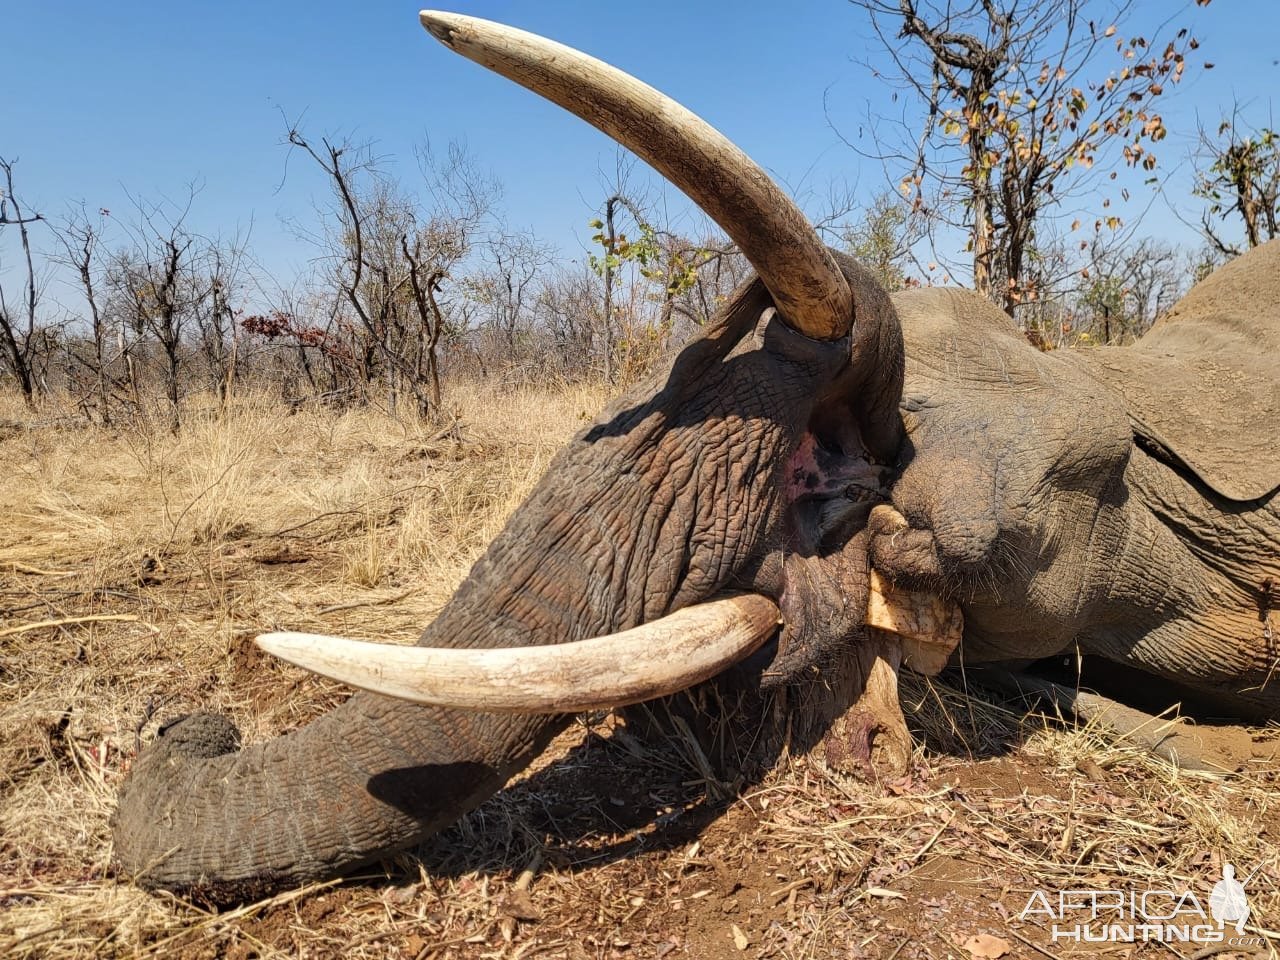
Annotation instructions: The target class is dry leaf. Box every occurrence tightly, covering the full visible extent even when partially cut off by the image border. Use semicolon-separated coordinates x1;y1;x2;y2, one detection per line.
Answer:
963;933;1011;958
497;888;541;921
731;924;749;951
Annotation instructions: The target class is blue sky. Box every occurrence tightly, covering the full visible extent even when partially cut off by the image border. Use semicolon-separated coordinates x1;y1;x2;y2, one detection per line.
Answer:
3;1;1277;308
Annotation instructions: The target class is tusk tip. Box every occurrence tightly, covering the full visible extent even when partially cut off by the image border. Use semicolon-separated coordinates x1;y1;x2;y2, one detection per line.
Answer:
255;631;309;663
419;10;466;45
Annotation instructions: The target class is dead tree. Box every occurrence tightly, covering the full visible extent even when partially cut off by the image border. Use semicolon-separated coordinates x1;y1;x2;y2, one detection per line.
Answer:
55;206;112;424
109;191;211;432
1076;235;1181;343
287;130;490;419
192;236;250;403
0;157;46;405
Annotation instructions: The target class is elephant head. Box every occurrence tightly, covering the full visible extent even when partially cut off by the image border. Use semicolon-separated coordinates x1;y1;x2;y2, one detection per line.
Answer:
110;12;908;902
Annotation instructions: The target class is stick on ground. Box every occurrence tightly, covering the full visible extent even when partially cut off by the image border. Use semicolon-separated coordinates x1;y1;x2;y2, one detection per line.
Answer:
0;613;140;639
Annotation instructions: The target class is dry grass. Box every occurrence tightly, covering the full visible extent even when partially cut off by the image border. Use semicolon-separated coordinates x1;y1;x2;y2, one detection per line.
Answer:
0;384;1276;960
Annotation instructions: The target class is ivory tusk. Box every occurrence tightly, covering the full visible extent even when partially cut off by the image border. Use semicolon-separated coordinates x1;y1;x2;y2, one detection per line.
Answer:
418;10;852;341
866;570;963;676
257;594;779;713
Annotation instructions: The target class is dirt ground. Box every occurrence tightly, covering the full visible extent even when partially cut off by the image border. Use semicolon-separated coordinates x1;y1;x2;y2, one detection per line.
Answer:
0;385;1276;959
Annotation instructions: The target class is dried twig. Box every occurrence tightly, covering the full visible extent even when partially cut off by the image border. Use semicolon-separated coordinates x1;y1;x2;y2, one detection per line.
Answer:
0;613;139;638
6;561;75;577
1006;927;1062;960
265;482;440;538
315;587;422;616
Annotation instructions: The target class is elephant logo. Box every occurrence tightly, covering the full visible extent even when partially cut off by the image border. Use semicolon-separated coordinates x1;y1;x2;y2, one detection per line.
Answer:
1208;863;1251;934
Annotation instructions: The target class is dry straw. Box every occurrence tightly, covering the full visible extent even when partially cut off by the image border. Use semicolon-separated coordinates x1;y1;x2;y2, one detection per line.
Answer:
1;385;1275;959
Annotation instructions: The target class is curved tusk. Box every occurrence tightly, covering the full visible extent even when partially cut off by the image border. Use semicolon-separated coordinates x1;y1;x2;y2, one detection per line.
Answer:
866;568;963;675
865;506;964;676
257;594;779;713
419;10;852;341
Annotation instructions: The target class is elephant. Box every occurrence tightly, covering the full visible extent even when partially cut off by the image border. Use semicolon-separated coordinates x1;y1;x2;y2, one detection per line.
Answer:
110;12;1279;904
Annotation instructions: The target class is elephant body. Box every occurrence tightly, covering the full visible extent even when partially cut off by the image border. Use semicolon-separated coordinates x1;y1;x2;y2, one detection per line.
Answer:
112;243;1278;902
878;242;1278;720
108;11;1278;906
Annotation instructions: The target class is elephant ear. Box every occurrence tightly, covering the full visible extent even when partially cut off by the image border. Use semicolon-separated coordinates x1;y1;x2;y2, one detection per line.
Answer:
1080;239;1280;502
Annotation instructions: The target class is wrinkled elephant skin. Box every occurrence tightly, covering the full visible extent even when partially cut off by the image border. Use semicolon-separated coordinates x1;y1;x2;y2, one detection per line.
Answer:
109;12;1277;905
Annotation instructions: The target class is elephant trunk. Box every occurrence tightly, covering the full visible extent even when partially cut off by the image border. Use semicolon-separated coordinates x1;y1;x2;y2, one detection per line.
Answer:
110;420;655;901
111;284;856;902
111;596;779;902
110;597;569;903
